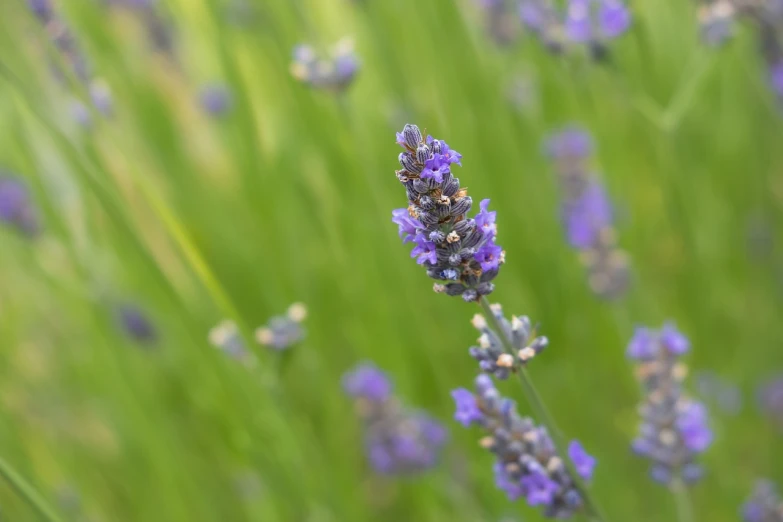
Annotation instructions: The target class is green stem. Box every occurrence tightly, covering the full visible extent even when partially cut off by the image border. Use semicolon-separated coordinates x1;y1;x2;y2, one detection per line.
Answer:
0;456;64;522
671;479;695;522
478;297;609;522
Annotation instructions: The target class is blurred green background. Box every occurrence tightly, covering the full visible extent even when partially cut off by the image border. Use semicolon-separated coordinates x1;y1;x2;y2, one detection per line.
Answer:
0;0;782;520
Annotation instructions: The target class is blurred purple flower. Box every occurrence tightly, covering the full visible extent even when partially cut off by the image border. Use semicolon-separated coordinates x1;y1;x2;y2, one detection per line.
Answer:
0;174;40;237
117;304;157;344
199;83;233;117
343;363;392;403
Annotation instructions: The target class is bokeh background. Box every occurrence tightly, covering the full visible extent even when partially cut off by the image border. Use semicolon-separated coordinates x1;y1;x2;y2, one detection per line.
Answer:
1;0;782;521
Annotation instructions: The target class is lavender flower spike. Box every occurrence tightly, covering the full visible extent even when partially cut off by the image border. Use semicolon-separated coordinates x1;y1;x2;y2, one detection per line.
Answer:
255;303;307;351
0;174;40;237
452;374;595;518
391;124;505;302
344;362;447;475
468;304;548;379
742;480;783;522
627;323;712;485
545;126;630;299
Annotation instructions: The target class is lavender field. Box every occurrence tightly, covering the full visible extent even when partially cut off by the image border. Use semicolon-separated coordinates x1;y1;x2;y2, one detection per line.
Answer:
0;0;782;521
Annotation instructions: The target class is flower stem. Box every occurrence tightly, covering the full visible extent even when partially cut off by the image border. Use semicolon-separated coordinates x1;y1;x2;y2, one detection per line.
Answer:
671;478;694;522
479;297;609;522
0;456;64;522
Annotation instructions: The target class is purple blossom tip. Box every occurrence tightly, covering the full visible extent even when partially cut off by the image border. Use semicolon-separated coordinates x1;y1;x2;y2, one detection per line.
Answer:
451;388;483;426
342;363;392;402
660;322;690;355
568;440;596;480
626;327;655;360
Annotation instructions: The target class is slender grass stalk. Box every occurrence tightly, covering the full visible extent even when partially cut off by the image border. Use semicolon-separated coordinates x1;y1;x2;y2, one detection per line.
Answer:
0;456;64;522
671;478;695;522
479;296;609;522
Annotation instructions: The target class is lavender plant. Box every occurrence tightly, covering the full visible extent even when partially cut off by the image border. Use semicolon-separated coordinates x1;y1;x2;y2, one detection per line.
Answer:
0;174;40;237
743;480;783;522
391;124;503;303
452;374;596;517
290;38;360;93
343;363;447;475
519;0;632;58
627;324;712;491
255;303;307;351
389;124;607;521
545;127;630;299
26;0;113;125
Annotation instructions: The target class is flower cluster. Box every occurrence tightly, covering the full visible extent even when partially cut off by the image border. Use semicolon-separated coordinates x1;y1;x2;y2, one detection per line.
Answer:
452;374;595;517
27;0;113;125
468;304;548;380
627;324;712;485
392;124;504;302
116;304;157;345
545;127;630;299
743;480;783;522
758;374;783;432
254;303;307;351
290;38;359;93
209;320;250;361
697;0;737;46
519;0;631;58
343;363;447;475
475;0;522;46
0;174;40;237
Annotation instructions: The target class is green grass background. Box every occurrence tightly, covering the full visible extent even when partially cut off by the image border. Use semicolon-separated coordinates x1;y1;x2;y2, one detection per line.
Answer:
0;0;781;520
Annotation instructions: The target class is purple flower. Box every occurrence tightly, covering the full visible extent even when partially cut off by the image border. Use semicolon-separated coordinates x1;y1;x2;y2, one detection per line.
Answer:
0;175;39;237
546;125;629;300
342;363;392;402
677;402;713;452
451;388;483;426
519;1;547;32
565;0;593;43
521;470;560;505
474;199;497;240
411;234;437;265
660;322;690;355
290;38;359;92
117;304;157;344
564;181;612;249
568;440;596;480
454;375;592;516
545;127;593;160
626;327;655;360
391;124;504;302
629;323;711;484
391;208;421;243
420;155;450;183
347;362;447;475
199;83;232;116
598;0;631;38
475;240;503;271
